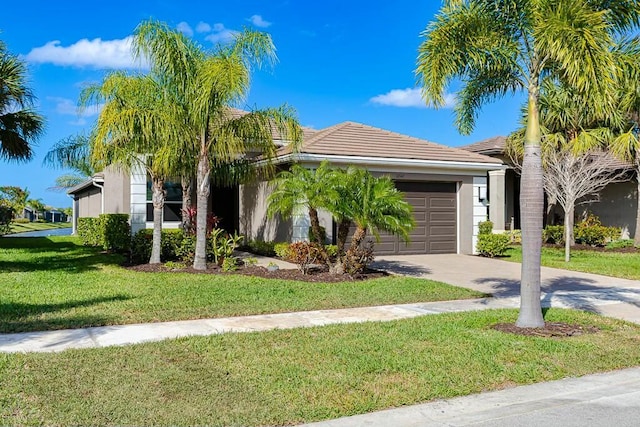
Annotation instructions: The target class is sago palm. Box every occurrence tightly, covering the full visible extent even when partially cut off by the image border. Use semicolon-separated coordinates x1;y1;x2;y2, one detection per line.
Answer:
0;40;44;162
132;20;302;270
416;0;638;327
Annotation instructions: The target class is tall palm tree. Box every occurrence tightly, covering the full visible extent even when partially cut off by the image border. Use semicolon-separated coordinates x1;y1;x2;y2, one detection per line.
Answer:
81;71;181;264
132;20;302;270
267;160;336;243
43;134;95;191
0;40;44;162
416;0;638;327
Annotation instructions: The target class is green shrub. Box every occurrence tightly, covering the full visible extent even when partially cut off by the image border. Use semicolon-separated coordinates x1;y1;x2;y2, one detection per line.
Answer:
606;239;635;249
0;205;13;235
209;229;244;266
100;214;130;252
176;234;197;263
574;214;620;246
476;233;510;257
35;219;47;223
13;217;30;224
308;225;327;243
221;257;239;272
274;242;291;259
543;225;565;244
246;240;276;257
77;217;102;247
505;229;521;244
478;221;493;236
131;229;184;264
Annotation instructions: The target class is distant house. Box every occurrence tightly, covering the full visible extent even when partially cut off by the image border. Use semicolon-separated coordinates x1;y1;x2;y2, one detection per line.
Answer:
22;207;36;222
44;210;67;223
68;119;505;255
461;136;637;238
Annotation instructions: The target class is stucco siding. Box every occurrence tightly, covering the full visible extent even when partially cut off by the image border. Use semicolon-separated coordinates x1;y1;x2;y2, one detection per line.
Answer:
77;187;101;218
576;181;637;239
103;167;130;215
239;181;292;242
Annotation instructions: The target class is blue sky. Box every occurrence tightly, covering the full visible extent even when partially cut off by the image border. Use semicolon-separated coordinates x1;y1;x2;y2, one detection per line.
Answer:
1;0;522;208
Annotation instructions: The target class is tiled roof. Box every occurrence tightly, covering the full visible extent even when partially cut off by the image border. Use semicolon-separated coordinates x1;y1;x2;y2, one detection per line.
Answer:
459;136;507;155
279;121;502;164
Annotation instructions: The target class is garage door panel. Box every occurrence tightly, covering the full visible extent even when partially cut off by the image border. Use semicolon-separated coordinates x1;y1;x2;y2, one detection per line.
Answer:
345;181;457;256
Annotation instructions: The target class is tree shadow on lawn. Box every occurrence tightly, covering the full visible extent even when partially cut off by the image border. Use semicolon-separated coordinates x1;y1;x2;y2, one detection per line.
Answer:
0;237;124;273
474;276;640;315
0;295;131;333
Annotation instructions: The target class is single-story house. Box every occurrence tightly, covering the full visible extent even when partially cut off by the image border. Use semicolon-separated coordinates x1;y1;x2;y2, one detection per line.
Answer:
461;136;638;238
68;120;505;255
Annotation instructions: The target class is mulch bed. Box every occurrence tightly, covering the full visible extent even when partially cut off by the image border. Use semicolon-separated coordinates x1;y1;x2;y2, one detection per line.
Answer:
126;263;388;283
493;322;600;338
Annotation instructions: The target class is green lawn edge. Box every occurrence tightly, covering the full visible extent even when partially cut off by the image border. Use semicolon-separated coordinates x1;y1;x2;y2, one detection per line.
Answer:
1;308;639;426
8;222;71;234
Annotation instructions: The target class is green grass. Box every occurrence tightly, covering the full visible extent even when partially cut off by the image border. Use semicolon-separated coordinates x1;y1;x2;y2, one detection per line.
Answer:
8;221;71;234
0;237;483;333
506;245;640;280
1;309;638;426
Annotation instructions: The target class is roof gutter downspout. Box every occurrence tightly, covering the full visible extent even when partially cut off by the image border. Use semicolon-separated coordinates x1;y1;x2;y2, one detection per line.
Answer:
67;194;77;235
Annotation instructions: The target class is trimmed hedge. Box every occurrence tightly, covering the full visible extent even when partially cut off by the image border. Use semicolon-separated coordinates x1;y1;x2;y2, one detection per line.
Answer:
77;214;130;251
478;221;493;236
477;233;510;257
77;217;102;247
131;229;183;264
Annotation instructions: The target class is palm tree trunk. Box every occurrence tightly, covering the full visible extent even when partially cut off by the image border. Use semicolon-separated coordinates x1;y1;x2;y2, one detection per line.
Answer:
150;176;165;264
181;176;193;232
635;164;640;246
193;142;211;270
348;226;367;253
309;207;323;243
516;89;545;328
336;218;352;256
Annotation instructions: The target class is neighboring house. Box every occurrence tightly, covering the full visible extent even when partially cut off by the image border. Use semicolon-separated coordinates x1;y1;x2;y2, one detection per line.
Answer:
68;120;505;255
461;136;638;238
22;207;36;222
44;210;67;223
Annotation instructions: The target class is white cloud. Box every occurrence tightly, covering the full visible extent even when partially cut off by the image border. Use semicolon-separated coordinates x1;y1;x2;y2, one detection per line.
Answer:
176;21;194;37
25;37;146;69
370;88;457;109
49;97;103;126
196;21;212;33
247;15;272;28
205;23;239;44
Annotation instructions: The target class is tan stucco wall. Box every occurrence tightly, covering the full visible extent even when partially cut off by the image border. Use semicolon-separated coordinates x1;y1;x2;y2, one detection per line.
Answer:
576;181;637;239
239;181;292;242
103;167;130;214
77;187;101;218
458;177;475;254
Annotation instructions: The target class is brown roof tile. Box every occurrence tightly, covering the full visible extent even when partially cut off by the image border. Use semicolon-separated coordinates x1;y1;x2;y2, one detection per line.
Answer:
459;136;507;155
279;121;502;164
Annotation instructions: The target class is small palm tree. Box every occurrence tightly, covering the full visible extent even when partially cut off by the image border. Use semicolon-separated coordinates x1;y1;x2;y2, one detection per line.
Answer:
0;40;44;162
416;0;638;327
341;168;414;253
267;160;336;243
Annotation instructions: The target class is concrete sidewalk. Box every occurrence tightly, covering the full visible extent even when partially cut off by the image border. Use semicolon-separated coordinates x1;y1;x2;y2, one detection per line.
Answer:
0;297;519;353
303;367;640;427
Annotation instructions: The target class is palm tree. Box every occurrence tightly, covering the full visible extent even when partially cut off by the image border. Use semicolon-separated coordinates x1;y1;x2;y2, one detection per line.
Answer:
81;71;181;264
132;20;302;270
267;160;336;244
341;168;414;254
43;134;95;191
27;198;46;220
0;40;44;162
416;0;638;327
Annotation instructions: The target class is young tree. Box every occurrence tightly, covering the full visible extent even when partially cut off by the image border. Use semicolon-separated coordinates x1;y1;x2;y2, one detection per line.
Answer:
416;0;638;327
0;186;28;217
0;40;44;162
133;20;302;270
544;150;626;261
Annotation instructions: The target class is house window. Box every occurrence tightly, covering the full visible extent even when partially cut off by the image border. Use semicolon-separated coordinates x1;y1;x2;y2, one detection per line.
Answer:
146;180;182;222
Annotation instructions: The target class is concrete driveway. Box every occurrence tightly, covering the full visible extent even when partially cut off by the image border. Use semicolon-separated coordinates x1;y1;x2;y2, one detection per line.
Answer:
372;254;640;323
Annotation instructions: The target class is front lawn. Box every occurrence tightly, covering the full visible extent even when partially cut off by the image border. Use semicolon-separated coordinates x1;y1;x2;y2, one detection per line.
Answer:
506;245;640;280
8;221;71;234
1;309;638;426
0;237;483;333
